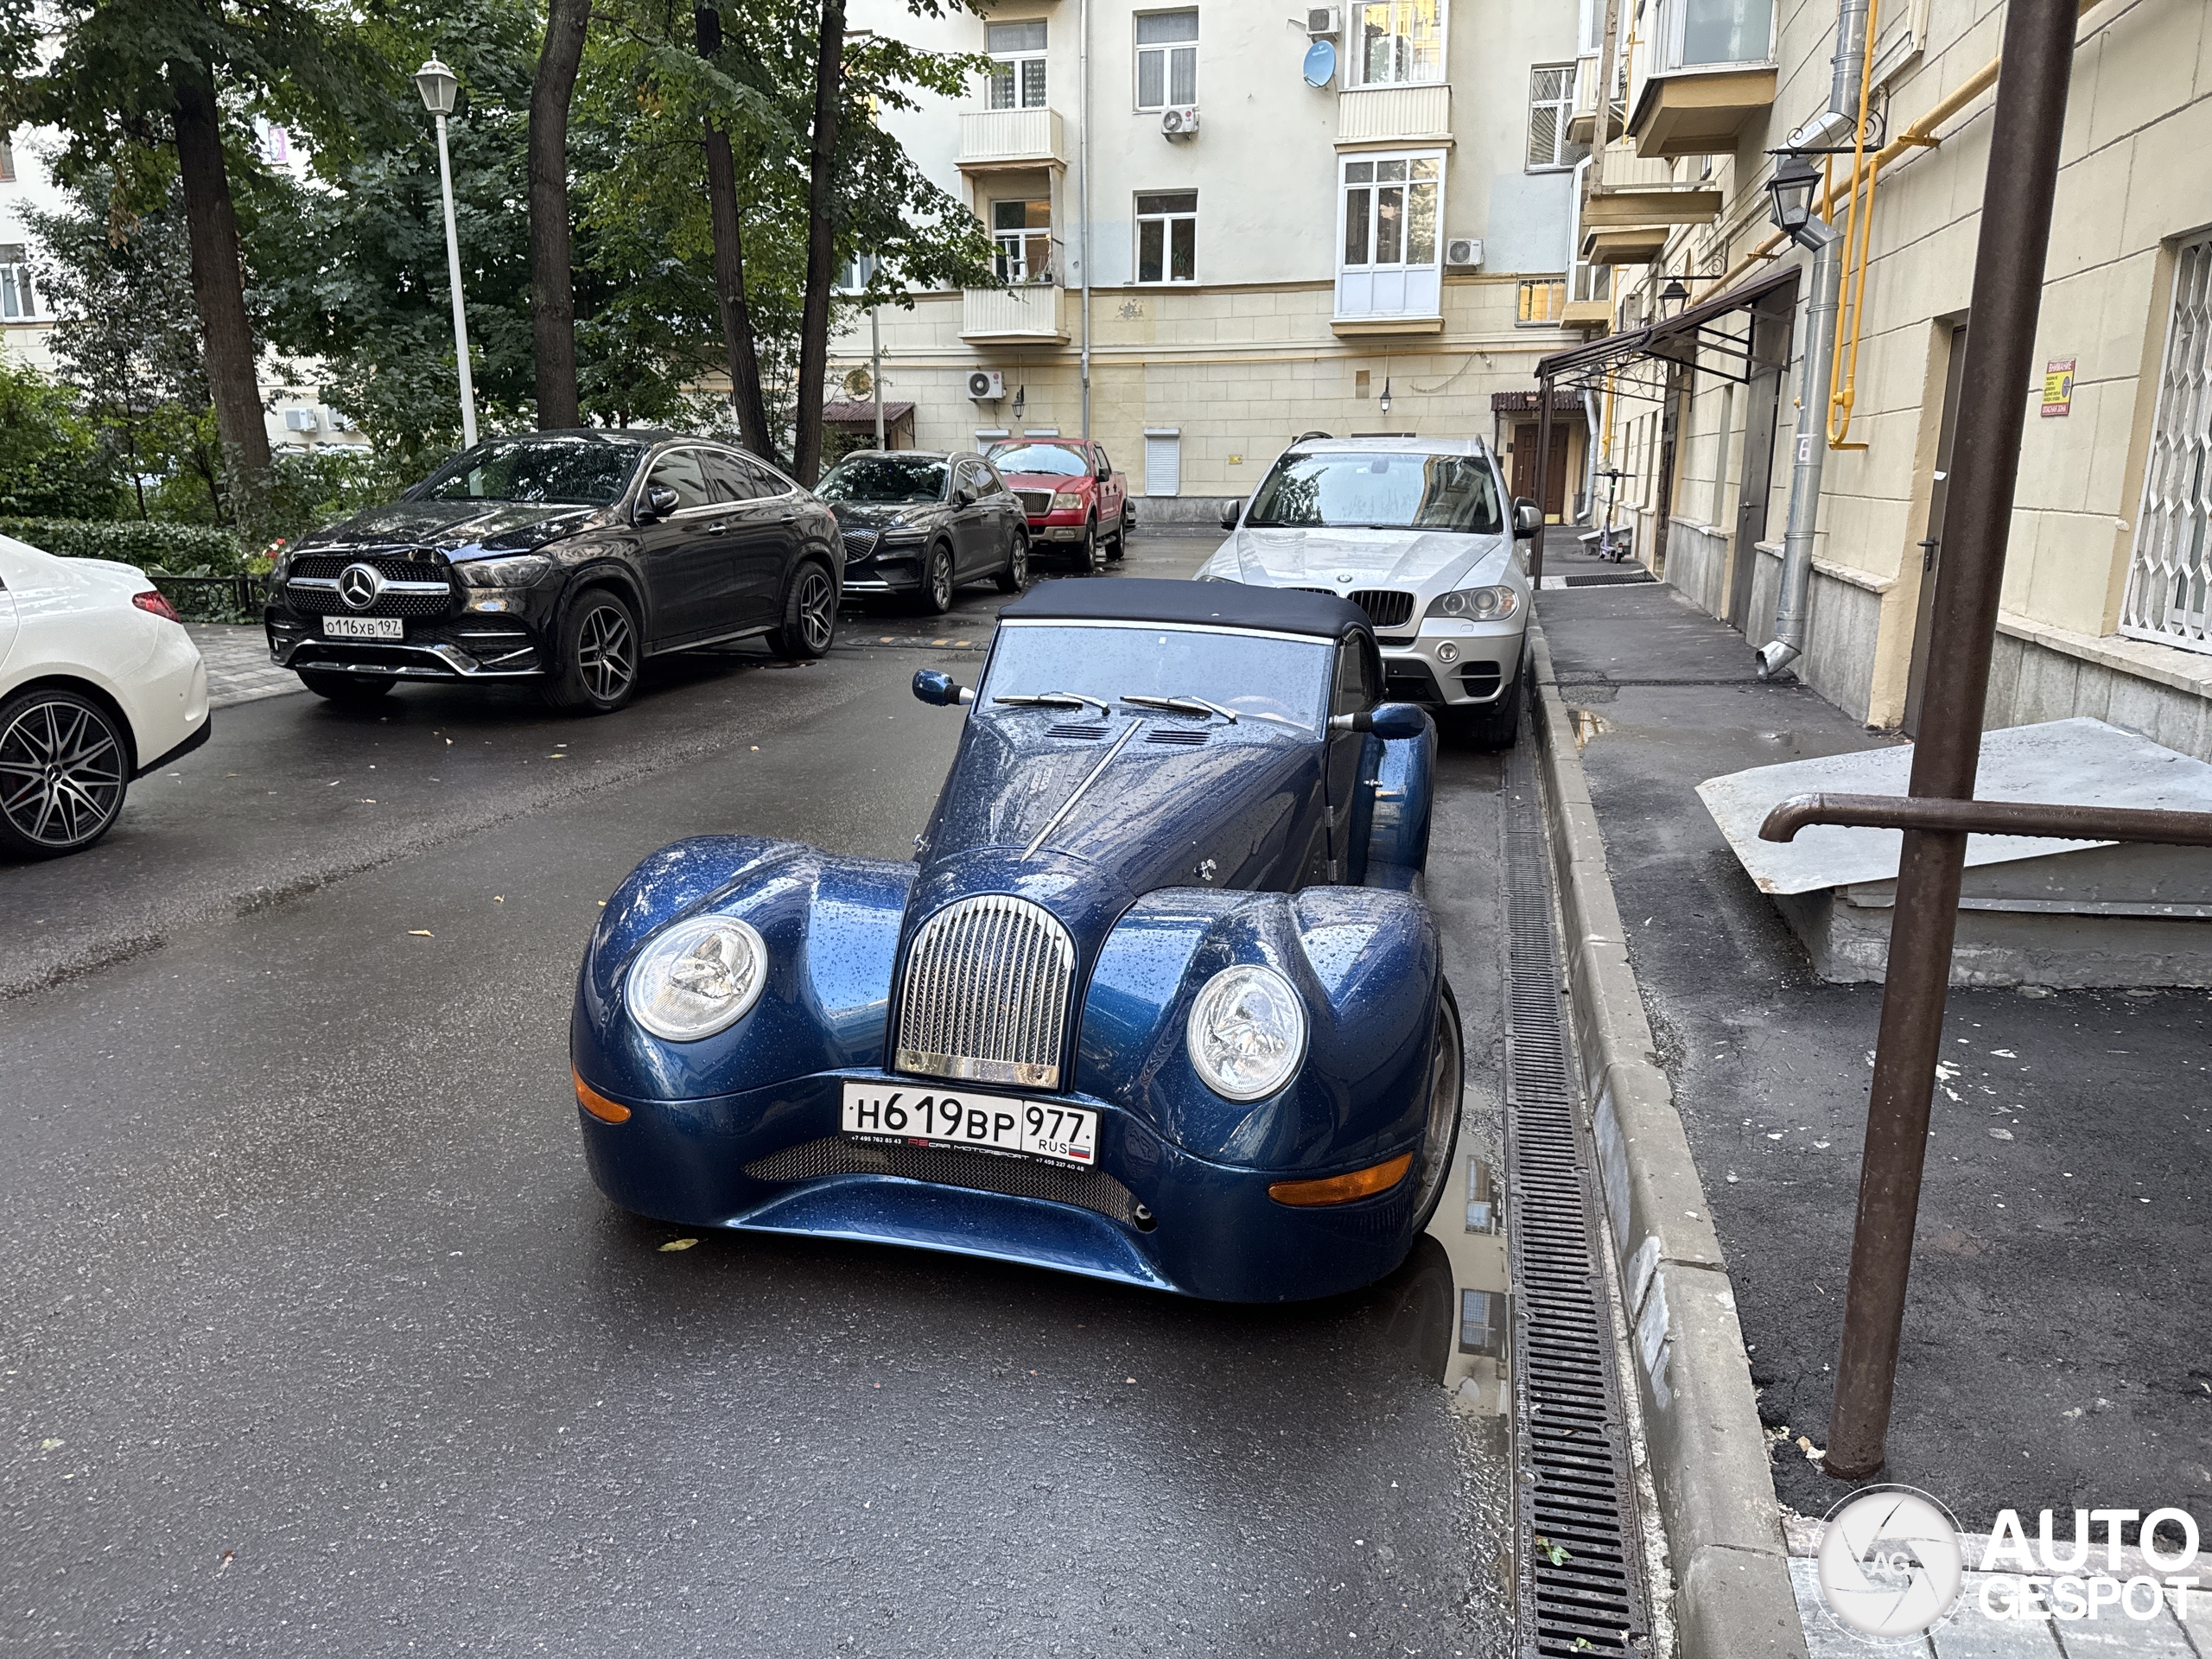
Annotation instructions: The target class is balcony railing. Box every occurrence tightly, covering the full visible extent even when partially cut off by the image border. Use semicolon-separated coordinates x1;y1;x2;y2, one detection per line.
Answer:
1336;82;1452;147
962;283;1069;343
957;106;1067;170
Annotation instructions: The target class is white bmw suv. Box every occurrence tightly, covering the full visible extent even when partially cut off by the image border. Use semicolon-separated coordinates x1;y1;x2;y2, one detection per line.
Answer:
1197;436;1536;746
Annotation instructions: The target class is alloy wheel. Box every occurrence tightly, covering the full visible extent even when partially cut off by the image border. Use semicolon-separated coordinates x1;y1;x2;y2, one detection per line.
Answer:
797;567;836;653
0;696;126;850
577;603;637;703
1408;994;1463;1224
928;546;954;610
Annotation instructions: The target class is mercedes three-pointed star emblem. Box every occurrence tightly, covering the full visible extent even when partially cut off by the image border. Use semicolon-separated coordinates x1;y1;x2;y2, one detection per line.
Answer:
338;563;386;610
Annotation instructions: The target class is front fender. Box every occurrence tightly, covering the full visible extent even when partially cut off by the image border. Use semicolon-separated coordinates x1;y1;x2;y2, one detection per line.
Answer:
1075;886;1440;1173
575;836;914;1100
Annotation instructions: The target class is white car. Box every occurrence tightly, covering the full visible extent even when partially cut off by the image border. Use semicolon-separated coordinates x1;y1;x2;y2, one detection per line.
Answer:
1197;436;1538;746
0;532;211;859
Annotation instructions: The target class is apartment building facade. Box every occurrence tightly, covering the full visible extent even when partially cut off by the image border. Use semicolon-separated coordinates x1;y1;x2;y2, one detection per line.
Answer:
1556;0;2212;760
831;0;1595;515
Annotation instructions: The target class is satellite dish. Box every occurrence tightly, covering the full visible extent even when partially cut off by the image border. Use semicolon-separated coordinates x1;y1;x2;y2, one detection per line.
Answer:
1301;39;1336;88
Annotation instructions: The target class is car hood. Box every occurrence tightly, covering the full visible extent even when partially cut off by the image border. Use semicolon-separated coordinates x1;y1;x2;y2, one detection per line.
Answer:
1198;524;1513;596
998;472;1089;491
830;500;943;529
299;499;607;557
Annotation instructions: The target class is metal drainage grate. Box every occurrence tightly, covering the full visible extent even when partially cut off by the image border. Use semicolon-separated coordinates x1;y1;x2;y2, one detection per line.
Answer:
1502;740;1652;1657
744;1134;1143;1228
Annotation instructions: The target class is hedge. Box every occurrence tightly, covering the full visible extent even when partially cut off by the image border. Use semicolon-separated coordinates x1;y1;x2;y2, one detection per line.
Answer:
0;516;248;575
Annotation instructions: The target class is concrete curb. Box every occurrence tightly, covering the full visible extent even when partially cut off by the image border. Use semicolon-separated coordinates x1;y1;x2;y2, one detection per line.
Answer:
1525;618;1809;1659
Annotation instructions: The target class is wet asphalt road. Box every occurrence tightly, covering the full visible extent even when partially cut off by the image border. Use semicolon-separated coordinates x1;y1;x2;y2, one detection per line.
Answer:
2;532;1518;1656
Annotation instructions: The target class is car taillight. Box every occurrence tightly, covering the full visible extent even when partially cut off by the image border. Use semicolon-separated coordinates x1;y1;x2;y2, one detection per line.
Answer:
132;590;182;622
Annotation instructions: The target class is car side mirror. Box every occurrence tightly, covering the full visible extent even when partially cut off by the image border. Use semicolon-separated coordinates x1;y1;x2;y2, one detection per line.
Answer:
1219;501;1242;531
912;670;975;707
1511;498;1542;540
638;484;680;524
1330;702;1429;740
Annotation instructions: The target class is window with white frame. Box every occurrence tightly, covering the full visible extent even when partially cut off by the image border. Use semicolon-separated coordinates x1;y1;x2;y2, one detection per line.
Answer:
1527;64;1586;169
0;244;38;320
2121;234;2212;655
1135;193;1196;283
1336;152;1442;320
0;134;16;182
988;20;1048;109
992;199;1053;283
1351;0;1442;87
1661;0;1777;70
834;253;878;294
1135;10;1198;109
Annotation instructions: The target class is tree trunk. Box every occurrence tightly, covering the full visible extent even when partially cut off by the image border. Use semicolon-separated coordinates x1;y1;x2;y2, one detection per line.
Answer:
695;8;778;465
791;0;846;487
529;0;592;429
168;61;271;525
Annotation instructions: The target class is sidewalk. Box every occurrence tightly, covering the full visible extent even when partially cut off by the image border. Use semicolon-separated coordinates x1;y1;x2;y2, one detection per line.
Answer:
188;622;302;709
1529;550;2209;1654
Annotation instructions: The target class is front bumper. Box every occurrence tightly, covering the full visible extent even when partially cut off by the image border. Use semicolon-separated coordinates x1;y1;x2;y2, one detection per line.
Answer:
1023;509;1090;543
575;1066;1426;1303
267;612;549;680
1377;619;1527;707
841;540;930;594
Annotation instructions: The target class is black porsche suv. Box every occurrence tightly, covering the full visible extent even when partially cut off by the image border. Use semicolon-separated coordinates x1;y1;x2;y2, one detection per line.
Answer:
265;429;842;713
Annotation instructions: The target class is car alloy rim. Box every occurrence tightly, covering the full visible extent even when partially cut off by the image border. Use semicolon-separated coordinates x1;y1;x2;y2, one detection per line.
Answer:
0;698;125;848
578;603;636;702
931;548;952;608
798;568;836;652
1011;538;1028;586
1410;998;1461;1221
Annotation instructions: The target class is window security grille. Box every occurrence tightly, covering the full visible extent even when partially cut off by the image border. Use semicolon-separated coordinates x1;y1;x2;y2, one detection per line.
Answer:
2122;236;2212;655
1528;64;1587;169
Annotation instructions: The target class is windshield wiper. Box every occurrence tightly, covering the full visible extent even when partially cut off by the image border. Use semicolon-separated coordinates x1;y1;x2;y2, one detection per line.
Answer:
993;691;1111;715
1121;693;1238;724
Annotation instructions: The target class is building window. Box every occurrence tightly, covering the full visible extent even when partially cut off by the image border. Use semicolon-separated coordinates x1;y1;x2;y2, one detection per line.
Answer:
988;20;1048;109
1517;280;1567;325
1660;0;1777;70
834;253;878;294
0;134;15;182
992;199;1053;284
1341;156;1438;270
0;245;37;321
1527;65;1586;169
1351;0;1442;88
1135;193;1197;283
2121;234;2212;655
1135;10;1198;109
1144;429;1181;496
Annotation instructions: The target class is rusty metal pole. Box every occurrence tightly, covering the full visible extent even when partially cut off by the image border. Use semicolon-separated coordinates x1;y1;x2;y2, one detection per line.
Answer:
1532;378;1554;585
1822;0;2082;1479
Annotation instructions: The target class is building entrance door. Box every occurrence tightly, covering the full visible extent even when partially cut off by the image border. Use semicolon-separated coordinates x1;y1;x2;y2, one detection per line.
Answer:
1904;321;1970;736
1512;421;1571;520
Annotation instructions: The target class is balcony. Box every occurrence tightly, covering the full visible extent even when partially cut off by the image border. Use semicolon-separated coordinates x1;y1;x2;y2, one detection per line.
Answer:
1581;226;1669;266
1567;53;1624;147
962;283;1070;344
957;107;1067;172
1626;0;1777;158
1336;82;1452;148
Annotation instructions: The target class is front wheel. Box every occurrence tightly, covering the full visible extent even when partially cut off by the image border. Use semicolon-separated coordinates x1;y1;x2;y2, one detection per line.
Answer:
1106;515;1127;563
771;562;838;659
1454;672;1523;751
1080;516;1107;575
297;669;394;703
995;531;1030;594
543;588;640;714
1407;983;1464;1233
915;542;956;614
0;687;130;860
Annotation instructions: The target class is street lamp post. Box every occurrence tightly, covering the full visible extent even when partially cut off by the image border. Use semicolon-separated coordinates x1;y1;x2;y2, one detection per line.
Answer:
414;58;479;450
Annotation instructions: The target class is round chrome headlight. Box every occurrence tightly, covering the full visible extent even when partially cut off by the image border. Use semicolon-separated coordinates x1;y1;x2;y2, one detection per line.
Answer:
624;916;769;1042
1185;963;1307;1102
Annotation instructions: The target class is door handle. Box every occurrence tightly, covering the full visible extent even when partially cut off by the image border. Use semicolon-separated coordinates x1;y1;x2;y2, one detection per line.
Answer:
703;522;728;535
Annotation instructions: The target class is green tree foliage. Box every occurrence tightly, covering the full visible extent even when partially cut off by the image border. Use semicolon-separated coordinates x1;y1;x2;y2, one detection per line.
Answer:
0;360;123;518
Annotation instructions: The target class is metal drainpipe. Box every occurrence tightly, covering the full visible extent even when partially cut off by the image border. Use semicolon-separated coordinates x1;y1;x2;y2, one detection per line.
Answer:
1756;216;1842;678
1077;0;1092;441
1789;0;1872;153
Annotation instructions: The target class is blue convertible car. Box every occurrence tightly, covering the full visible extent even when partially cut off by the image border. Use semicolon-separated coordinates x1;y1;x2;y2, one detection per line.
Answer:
571;579;1463;1301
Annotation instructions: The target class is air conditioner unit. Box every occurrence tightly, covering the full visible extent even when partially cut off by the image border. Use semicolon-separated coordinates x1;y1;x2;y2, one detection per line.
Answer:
1444;237;1484;270
326;412;353;432
966;370;1005;402
1160;105;1199;138
283;407;319;431
1306;7;1340;36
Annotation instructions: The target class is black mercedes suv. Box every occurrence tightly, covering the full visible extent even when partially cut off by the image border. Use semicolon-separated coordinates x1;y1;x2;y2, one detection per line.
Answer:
264;430;842;713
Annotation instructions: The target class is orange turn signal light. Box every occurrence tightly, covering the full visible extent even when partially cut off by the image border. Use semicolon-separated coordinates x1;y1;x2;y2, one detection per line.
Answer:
1267;1152;1414;1207
575;1069;632;1124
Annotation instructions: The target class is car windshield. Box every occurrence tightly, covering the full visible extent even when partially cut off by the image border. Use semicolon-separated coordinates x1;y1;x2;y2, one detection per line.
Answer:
819;455;949;504
982;621;1332;730
1243;450;1503;533
988;443;1089;478
415;436;645;505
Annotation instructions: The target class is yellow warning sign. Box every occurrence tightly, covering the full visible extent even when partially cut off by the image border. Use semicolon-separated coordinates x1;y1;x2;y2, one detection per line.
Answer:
2041;357;2075;418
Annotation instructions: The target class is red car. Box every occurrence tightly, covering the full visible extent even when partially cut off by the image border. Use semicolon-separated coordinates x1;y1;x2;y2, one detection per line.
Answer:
984;439;1131;572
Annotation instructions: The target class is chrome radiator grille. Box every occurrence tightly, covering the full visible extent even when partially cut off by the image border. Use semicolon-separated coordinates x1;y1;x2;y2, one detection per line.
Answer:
895;894;1076;1090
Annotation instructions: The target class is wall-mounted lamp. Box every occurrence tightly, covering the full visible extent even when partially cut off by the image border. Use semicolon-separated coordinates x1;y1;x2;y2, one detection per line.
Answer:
1378;376;1392;415
1765;153;1821;242
1658;276;1689;316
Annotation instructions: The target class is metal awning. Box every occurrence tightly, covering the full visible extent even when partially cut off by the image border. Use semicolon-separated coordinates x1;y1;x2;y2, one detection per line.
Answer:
1534;266;1800;404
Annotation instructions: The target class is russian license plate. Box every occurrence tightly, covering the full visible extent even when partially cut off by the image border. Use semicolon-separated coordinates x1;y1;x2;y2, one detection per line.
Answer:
323;616;403;639
840;1081;1097;1167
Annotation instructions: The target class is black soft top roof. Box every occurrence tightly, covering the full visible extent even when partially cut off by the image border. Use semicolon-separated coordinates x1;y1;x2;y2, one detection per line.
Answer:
998;577;1368;642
